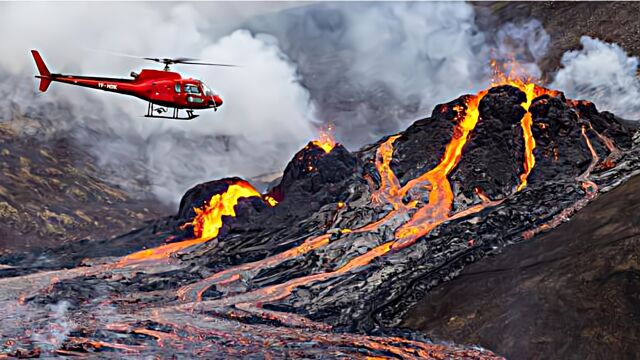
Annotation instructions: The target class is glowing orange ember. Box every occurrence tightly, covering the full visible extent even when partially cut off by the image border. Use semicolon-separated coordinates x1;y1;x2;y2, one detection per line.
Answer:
312;126;337;153
474;187;491;203
264;195;278;207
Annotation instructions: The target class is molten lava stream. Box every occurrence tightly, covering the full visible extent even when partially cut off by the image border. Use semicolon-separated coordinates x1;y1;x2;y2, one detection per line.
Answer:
119;181;261;265
176;234;332;301
498;80;560;192
178;241;396;311
580;125;601;182
518;110;536;191
354;134;419;234
392;92;486;249
370;135;402;207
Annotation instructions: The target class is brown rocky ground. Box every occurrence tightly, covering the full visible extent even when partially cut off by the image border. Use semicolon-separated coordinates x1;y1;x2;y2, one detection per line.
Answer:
0;122;170;253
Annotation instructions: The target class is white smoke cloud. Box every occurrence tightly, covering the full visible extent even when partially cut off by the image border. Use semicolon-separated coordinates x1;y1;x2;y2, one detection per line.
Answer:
246;2;493;145
551;36;640;120
338;3;489;104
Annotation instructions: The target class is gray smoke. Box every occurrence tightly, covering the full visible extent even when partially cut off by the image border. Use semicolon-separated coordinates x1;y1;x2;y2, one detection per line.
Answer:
247;2;492;146
247;5;556;147
30;301;74;348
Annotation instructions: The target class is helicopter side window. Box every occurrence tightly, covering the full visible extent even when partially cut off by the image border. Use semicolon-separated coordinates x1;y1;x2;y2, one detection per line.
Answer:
187;96;204;103
174;83;181;93
185;84;201;95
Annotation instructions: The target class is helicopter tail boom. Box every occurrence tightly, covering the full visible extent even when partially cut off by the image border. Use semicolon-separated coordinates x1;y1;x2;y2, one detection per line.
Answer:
31;50;53;92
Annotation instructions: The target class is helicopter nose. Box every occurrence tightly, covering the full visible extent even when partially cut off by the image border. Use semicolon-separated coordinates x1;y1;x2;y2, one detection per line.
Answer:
213;95;223;107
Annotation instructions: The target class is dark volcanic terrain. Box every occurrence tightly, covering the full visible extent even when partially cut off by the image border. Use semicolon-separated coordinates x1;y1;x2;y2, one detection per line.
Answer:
2;3;640;358
402;172;640;359
0;79;638;358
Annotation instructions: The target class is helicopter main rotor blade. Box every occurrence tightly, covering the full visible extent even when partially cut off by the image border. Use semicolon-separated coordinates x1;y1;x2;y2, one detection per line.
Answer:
86;48;147;60
172;57;199;62
178;61;238;67
85;49;238;68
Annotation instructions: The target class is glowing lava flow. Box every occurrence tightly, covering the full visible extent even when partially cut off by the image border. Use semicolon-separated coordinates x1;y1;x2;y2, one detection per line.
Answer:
120;181;261;263
393;93;486;249
517;84;537;191
176;234;332;302
191;182;261;239
513;83;560;191
264;195;278;207
491;62;561;191
370;135;403;207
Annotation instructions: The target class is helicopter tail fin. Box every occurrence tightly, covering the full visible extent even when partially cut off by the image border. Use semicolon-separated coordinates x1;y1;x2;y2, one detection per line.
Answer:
31;50;52;92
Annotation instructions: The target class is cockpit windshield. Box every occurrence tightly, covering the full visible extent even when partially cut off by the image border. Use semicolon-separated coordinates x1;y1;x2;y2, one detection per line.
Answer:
200;82;213;96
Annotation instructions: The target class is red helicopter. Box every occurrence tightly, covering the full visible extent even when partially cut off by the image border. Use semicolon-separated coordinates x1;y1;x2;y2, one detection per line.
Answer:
31;50;234;120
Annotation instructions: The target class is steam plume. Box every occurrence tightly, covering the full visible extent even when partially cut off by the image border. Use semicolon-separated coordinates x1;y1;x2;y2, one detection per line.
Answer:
551;36;640;120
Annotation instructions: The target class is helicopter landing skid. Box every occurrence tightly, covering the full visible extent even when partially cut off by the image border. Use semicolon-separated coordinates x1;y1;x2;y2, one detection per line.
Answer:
144;103;199;120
